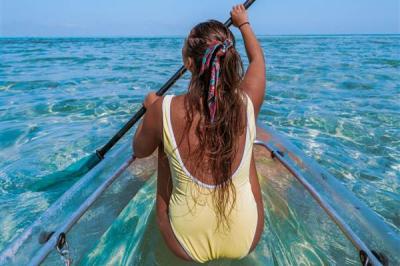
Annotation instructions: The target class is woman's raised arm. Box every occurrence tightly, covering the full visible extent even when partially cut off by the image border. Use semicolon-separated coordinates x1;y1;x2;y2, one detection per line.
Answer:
231;4;266;118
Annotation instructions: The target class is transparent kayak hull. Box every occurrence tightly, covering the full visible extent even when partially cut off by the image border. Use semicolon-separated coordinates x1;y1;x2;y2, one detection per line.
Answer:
1;125;399;265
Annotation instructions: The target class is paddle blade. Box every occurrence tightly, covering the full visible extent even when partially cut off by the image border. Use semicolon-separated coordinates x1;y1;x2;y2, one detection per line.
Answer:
31;153;102;192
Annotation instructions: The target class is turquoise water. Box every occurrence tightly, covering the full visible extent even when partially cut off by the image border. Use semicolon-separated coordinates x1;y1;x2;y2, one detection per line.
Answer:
0;35;399;259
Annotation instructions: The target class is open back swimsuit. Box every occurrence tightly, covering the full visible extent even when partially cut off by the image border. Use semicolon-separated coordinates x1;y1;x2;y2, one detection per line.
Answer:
162;94;258;263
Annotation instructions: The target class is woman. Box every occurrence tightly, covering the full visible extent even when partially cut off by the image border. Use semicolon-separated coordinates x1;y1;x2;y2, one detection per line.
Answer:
133;4;266;263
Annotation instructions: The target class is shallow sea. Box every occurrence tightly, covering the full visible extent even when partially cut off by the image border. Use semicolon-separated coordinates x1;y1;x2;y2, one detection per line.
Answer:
0;35;399;261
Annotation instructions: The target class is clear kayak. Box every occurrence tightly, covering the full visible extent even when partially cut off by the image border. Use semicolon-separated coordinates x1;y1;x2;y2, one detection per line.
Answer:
0;124;399;265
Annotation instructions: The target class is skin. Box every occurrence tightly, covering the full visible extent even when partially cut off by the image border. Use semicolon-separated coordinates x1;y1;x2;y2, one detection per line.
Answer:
133;4;266;261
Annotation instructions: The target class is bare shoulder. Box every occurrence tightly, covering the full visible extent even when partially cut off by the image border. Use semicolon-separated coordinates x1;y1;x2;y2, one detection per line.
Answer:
171;94;186;104
169;94;187;116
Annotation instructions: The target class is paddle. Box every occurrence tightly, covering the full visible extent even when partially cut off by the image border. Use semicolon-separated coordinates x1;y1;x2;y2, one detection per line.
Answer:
33;0;257;191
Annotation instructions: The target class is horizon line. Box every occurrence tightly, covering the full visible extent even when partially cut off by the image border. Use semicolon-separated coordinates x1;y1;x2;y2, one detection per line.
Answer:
1;33;399;39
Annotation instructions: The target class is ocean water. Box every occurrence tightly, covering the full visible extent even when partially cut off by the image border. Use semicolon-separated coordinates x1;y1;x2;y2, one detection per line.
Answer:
0;35;399;262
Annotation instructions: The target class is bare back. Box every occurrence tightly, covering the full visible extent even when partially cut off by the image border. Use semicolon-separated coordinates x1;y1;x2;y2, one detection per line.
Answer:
170;94;248;184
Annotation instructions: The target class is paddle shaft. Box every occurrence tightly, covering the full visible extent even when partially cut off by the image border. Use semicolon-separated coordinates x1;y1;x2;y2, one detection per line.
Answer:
96;0;256;159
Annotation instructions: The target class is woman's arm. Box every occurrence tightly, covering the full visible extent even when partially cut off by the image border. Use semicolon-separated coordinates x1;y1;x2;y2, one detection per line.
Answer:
231;4;266;118
133;92;162;158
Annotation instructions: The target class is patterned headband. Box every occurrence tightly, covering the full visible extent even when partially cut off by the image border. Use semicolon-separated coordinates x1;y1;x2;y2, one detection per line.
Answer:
199;39;233;123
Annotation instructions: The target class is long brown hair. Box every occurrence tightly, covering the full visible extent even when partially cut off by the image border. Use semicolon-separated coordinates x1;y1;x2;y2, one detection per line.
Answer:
181;20;246;230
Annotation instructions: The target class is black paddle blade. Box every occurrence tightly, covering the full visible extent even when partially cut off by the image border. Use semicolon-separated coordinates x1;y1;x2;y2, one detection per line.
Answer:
31;152;101;192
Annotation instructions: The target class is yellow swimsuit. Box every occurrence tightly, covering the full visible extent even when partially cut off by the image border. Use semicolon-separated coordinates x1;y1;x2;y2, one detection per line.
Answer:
162;94;258;263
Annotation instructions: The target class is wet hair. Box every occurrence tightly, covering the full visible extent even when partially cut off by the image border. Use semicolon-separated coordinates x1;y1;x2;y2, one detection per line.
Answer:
181;20;246;230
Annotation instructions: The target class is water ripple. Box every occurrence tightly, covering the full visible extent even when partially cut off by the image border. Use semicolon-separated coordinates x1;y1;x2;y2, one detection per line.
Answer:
0;36;399;259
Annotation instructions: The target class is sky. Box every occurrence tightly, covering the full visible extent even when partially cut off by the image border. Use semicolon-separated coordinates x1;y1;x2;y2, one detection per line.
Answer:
1;0;399;37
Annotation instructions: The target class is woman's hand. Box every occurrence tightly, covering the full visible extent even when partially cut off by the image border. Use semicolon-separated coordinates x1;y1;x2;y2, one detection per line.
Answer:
231;4;249;28
143;92;161;109
134;91;163;158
